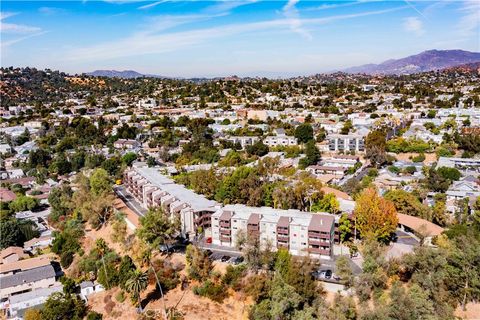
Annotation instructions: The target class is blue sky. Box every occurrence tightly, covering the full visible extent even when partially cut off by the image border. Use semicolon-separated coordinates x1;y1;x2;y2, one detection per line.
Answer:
1;1;479;77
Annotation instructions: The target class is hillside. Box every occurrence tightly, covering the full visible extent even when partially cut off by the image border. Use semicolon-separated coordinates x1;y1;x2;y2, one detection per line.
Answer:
343;49;480;75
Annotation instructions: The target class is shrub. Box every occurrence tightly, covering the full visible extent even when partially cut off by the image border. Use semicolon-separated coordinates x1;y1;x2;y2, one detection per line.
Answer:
411;153;425;163
193;280;228;303
87;311;103;320
60;251;74;268
222;265;247;291
115;291;126;303
404;166;416;174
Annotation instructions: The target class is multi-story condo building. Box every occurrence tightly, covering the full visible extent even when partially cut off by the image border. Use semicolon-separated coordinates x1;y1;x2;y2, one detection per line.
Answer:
225;136;260;149
211;204;335;259
263;135;298;147
327;133;366;152
123;166;220;237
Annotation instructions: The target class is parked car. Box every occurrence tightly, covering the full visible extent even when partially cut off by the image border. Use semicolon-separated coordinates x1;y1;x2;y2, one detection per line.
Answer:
206;237;212;244
159;244;174;254
221;255;231;262
312;269;333;280
228;256;244;265
324;269;332;279
205;249;213;257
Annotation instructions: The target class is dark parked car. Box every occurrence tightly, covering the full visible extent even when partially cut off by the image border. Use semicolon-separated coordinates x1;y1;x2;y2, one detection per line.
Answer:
159;244;174;253
324;269;332;279
229;256;244;265
221;255;231;262
205;249;213;257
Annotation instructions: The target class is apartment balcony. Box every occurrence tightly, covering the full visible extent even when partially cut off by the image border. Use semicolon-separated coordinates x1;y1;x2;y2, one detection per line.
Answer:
220;235;231;242
308;238;330;245
308;231;331;239
277;228;289;235
247;224;259;231
308;247;331;255
219;221;231;228
277;234;289;242
220;228;231;235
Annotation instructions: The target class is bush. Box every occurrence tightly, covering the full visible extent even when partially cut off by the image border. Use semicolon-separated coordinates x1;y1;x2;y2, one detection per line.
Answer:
222;265;247;291
411;153;426;163
388;166;400;174
115;291;126;303
87;311;103;320
193;280;228;303
367;168;378;177
404;166;416;174
60;251;75;268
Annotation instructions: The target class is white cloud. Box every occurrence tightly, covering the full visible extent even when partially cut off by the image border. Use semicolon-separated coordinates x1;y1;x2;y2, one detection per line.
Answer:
456;0;480;38
138;1;170;10
403;16;424;36
0;12;42;34
38;7;65;15
65;5;407;62
283;0;312;40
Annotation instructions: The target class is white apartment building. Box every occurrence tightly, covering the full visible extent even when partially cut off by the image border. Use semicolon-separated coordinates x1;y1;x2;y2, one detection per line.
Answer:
124;166;220;238
327;133;366;152
211;204;335;259
263;135;298;147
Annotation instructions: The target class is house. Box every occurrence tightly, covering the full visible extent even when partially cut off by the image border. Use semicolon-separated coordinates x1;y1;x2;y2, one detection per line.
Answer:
0;258;58;299
5;285;63;319
0;144;12;155
0;188;16;203
446;177;480;212
23;236;53;253
79;281;104;301
0;247;28;265
306;165;347;178
113;139;141;150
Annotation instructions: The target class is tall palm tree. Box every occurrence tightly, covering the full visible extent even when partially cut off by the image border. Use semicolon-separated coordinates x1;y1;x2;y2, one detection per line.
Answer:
125;270;149;313
95;238;110;288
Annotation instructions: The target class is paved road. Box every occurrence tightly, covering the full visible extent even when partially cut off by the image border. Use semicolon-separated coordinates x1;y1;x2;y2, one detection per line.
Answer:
114;185;148;216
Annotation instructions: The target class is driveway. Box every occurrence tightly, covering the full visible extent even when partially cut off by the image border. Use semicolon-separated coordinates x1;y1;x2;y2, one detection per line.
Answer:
114;185;148;216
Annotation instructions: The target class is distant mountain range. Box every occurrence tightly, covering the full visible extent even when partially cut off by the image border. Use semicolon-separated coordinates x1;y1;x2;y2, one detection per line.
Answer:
85;70;166;79
342;50;480;75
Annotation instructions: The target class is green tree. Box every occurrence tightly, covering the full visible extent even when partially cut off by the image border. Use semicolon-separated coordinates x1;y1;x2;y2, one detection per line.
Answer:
336;256;354;288
299;140;321;169
294;123;314;143
121;152;137;166
125;270;149;311
136;208;179;249
90;168;111;196
40;292;87;320
384;189;430;219
365;130;387;168
185;245;213;281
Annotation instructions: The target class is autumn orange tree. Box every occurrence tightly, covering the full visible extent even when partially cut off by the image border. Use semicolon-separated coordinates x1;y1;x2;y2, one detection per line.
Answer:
354;187;398;242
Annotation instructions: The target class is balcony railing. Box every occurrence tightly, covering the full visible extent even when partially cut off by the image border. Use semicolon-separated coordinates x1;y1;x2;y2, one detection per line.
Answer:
308;247;331;255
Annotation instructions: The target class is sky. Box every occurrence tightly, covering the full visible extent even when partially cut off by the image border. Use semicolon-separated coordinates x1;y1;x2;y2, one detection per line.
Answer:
1;0;479;77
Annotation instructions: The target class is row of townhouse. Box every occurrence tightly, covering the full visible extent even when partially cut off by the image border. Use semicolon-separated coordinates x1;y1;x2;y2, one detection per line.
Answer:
224;135;298;149
327;132;366;152
123;166;220;237
123;166;338;259
211;204;335;259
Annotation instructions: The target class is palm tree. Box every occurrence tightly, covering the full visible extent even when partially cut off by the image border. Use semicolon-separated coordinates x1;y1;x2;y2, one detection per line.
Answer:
125;270;149;313
95;238;110;288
